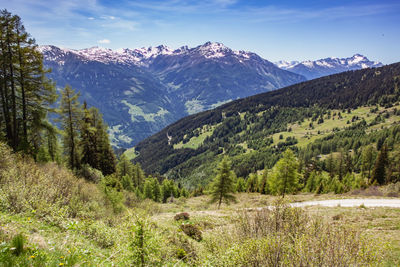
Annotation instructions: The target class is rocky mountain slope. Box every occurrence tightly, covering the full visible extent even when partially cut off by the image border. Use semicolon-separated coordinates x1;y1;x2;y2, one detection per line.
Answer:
40;42;305;147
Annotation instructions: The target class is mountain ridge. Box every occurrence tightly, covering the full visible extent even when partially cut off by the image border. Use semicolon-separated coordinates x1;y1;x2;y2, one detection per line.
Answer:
275;54;383;79
40;42;306;147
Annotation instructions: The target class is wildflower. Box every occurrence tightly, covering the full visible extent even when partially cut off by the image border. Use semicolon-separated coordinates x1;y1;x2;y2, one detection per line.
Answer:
30;255;35;259
59;263;64;266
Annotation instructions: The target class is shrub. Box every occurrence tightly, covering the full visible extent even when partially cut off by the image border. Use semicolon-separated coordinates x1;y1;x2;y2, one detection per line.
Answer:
174;212;190;221
130;217;161;266
180;224;202;241
11;233;25;256
76;164;104;183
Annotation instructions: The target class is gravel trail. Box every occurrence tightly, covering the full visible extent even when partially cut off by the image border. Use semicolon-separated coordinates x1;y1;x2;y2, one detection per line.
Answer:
290;198;400;208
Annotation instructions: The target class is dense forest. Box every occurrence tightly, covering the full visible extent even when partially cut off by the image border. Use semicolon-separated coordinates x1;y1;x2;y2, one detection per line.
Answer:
134;62;400;190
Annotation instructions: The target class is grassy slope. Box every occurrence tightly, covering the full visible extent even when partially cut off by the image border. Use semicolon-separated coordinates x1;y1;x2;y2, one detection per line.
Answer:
134;62;400;176
172;103;400;153
164;103;400;188
2;192;400;266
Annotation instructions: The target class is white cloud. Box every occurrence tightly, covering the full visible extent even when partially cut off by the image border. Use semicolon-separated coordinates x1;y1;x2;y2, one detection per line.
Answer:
98;39;110;44
88;17;95;20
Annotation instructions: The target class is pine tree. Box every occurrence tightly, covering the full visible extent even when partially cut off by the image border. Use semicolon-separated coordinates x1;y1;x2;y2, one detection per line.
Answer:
151;178;161;202
259;170;268;194
79;104;116;175
161;179;175;203
121;175;134;191
117;153;133;178
92;107;116;175
0;10;56;154
362;145;375;181
326;154;335;179
133;163;145;188
80;102;98;169
235;177;246;192
58;85;82;170
143;179;153;200
246;173;258;193
209;156;236;208
268;149;299;197
371;145;389;185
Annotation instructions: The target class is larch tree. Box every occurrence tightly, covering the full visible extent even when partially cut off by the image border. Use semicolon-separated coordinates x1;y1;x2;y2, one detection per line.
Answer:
209;156;236;208
80;101;99;169
268;149;299;198
371;144;389;185
362;145;375;181
0;10;56;154
58;85;82;170
117;153;134;179
79;103;116;175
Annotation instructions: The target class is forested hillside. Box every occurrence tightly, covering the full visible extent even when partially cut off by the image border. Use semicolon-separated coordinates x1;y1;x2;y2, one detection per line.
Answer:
134;63;400;187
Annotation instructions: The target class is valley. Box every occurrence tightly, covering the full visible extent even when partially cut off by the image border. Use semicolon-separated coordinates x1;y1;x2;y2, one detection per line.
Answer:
1;5;399;266
41;44;382;148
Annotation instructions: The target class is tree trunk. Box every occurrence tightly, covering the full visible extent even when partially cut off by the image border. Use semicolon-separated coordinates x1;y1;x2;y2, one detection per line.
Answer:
16;27;27;146
67;90;76;169
6;20;18;150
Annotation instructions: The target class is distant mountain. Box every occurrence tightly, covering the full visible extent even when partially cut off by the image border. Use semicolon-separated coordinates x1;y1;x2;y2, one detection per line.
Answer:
275;54;383;80
39;42;306;147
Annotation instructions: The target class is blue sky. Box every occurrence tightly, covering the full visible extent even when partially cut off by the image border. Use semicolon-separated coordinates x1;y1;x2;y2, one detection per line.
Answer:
2;0;400;63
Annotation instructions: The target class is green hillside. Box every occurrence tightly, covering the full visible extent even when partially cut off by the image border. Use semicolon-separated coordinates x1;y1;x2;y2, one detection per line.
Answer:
134;63;400;188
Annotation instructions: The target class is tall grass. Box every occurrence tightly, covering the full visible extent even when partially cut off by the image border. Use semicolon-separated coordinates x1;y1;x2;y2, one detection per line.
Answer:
201;199;385;266
0;142;108;222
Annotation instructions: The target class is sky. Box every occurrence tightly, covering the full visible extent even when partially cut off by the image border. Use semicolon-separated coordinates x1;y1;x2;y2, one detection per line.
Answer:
2;0;400;64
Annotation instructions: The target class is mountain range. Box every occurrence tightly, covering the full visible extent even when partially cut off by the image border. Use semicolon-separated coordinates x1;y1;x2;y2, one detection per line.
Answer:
275;54;382;79
40;42;382;147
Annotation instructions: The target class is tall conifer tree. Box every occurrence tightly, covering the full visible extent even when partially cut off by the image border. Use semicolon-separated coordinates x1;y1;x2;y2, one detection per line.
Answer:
209;156;236;208
58;85;81;170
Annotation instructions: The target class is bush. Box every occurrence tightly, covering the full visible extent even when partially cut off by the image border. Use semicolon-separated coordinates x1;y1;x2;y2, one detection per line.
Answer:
174;212;190;221
180;224;202;241
11;233;25;256
130;217;161;266
76;164;104;183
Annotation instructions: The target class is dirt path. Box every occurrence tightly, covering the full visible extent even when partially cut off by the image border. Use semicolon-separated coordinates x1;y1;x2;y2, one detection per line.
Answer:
290;198;400;208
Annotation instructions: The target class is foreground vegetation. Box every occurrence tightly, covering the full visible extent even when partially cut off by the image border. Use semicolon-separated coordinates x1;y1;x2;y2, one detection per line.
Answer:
1;10;399;266
2;142;400;266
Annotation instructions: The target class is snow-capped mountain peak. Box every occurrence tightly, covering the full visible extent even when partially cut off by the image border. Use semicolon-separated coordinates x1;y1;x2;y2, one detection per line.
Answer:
39;42;260;65
275;60;300;69
195;41;231;58
275;54;383;79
